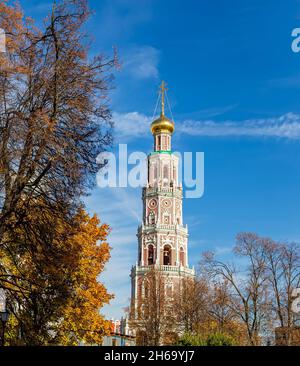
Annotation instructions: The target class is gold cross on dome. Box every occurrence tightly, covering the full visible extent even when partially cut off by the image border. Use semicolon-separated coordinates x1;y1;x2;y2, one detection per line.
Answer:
159;81;168;116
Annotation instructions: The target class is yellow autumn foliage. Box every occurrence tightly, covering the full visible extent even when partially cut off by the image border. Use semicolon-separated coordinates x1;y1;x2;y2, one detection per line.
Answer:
2;205;113;345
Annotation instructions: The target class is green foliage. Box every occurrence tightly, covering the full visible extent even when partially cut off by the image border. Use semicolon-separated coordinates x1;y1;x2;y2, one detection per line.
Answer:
178;332;235;346
206;333;235;346
178;333;206;346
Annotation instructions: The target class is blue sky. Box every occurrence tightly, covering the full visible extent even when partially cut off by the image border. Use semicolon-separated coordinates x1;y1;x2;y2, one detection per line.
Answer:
20;0;300;319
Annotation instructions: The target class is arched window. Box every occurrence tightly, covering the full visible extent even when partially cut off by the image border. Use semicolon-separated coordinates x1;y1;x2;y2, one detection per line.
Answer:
153;164;157;180
162;135;166;150
163;245;172;265
149;211;155;225
157;135;161;150
150;163;157;184
148;244;154;265
179;247;185;266
163;165;168;179
163;165;169;187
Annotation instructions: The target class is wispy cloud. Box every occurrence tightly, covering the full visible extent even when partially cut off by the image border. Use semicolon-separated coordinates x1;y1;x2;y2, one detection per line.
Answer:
113;111;151;141
113;111;300;140
180;112;300;138
121;45;160;80
179;104;239;119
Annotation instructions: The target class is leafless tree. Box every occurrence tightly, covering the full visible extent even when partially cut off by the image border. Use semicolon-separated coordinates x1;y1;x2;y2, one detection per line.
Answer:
202;233;269;345
202;233;300;345
175;277;209;334
261;239;300;344
208;280;238;333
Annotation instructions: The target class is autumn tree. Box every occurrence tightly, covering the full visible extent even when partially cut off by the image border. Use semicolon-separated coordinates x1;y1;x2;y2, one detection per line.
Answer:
202;233;269;345
0;0;115;249
0;0;116;345
174;275;248;345
52;209;112;346
174;277;210;334
201;232;300;346
261;239;300;345
3;206;112;345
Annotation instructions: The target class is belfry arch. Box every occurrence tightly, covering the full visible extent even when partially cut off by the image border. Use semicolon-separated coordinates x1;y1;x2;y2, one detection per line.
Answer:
163;245;172;266
147;244;154;265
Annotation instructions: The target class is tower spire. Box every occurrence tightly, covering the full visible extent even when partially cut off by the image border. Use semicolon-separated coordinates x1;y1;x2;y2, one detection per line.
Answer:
151;81;174;136
159;81;168;117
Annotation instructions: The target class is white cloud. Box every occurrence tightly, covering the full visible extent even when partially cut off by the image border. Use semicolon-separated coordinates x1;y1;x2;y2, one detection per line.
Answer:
180;104;239;119
113;111;300;140
180;112;300;139
122;46;160;79
113;111;151;141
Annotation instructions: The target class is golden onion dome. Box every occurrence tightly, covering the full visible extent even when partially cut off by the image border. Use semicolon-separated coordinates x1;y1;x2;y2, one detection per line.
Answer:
151;113;174;135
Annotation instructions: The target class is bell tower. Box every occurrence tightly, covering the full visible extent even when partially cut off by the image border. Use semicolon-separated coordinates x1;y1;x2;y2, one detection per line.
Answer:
130;82;195;321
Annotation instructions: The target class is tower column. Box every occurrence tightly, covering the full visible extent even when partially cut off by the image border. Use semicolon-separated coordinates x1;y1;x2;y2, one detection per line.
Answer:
130;81;195;325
